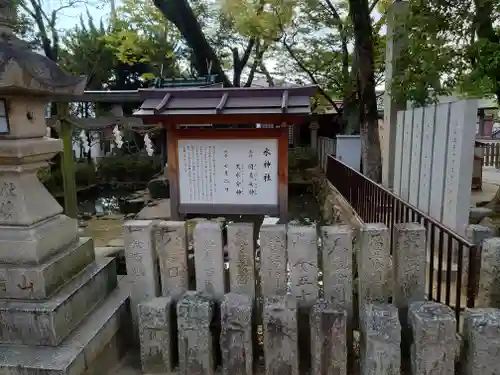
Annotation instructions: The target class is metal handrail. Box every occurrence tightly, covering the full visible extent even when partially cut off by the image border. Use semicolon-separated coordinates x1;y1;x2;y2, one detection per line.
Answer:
326;154;478;328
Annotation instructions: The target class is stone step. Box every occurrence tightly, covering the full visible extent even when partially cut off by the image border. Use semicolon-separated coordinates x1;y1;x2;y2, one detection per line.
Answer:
0;237;95;300
0;257;117;346
0;277;131;375
0;214;78;264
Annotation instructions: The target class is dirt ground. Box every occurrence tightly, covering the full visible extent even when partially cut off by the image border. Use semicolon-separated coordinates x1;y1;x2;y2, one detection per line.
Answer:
82;214;124;247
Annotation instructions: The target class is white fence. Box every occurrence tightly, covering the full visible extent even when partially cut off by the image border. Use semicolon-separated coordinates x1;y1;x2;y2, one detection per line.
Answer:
393;99;478;234
318;136;335;171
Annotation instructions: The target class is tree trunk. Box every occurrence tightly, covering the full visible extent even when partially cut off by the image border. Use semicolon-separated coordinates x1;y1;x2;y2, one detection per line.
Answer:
153;0;232;86
343;52;360;134
348;0;382;182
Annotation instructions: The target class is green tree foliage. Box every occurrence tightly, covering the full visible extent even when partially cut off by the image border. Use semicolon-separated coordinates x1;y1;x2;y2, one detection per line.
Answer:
59;4;183;153
153;0;286;86
60;1;181;91
60;16;116;90
103;0;180;80
221;0;294;42
262;0;384;129
391;0;500;106
218;0;295;86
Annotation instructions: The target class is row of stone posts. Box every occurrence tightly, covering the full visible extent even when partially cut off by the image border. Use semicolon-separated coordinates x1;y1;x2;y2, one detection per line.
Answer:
358;223;500;375
124;219;500;374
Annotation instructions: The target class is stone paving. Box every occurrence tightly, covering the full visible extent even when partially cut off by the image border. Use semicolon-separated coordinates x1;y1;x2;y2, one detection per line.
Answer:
472;167;500;205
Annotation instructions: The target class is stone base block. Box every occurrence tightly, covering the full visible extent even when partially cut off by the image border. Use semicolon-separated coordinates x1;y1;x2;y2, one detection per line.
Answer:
0;257;117;346
0;279;131;375
360;303;400;375
0;237;95;299
0;214;78;264
177;291;215;375
138;296;176;373
263;295;299;375
462;308;500;375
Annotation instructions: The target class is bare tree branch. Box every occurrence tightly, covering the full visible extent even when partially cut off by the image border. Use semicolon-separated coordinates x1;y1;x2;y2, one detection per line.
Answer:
317;0;350;82
240;37;256;70
258;62;275;86
245;40;262;87
27;0;55;60
282;39;341;113
19;1;36;19
233;37;256;86
323;0;342;21
52;0;88;16
23;0;86;61
369;0;381;13
244;40;271;87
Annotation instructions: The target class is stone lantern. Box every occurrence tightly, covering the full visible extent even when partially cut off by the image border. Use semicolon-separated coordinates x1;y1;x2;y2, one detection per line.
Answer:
309;117;320;151
0;3;129;374
0;1;86;262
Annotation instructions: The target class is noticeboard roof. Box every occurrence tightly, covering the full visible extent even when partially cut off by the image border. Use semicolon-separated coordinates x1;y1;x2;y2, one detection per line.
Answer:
134;85;317;125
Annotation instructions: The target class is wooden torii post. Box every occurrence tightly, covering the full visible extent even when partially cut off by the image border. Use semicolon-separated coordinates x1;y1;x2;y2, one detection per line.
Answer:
46;103;145;217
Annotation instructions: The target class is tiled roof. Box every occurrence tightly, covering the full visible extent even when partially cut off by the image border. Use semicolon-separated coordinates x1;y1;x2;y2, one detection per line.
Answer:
134;86;317;122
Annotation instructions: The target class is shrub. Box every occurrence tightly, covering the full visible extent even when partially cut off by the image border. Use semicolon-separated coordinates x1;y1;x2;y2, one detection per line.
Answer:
38;162;99;194
75;162;99;186
289;147;317;170
38;167;61;193
38;154;162;194
96;154;162;183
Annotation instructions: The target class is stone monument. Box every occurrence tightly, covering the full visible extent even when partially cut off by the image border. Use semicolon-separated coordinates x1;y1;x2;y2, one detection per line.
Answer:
0;3;130;374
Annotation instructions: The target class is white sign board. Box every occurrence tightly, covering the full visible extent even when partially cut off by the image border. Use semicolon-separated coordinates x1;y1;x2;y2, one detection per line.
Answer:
178;139;278;205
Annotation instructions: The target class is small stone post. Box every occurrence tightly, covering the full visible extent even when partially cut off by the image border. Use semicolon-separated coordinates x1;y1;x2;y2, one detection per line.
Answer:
177;291;215;375
358;224;391;309
287;224;318;367
124;220;159;335
263;295;299;375
287;225;319;306
310;120;319;152
408;302;457;375
360;303;400;375
310;299;347;375
186;218;207;246
194;221;225;300
138;296;176;373
227;223;255;297
321;224;353;361
462;308;500;375
221;293;253;375
155;221;189;299
465;224;493;293
321;225;353;324
259;225;287;297
393;223;426;327
476;238;500;308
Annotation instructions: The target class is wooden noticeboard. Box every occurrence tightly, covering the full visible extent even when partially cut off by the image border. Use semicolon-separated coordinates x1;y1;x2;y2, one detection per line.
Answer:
167;126;289;219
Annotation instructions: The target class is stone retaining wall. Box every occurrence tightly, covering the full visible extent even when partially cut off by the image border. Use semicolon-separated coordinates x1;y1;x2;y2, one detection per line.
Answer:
312;174;364;228
123;219;500;374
